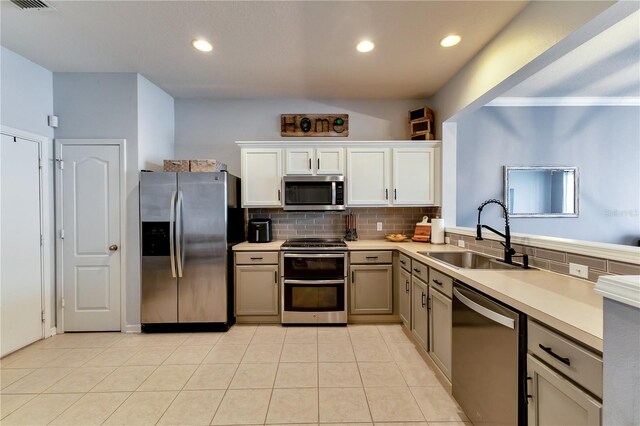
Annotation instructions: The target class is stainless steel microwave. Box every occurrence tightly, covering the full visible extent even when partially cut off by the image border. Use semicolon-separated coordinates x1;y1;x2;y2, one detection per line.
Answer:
282;176;345;211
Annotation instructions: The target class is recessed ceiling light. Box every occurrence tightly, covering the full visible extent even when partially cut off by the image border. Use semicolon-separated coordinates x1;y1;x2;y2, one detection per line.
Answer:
356;40;375;53
192;39;213;52
440;34;461;47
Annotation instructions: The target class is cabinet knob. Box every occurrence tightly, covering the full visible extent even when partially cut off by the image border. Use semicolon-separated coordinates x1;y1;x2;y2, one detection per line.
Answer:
109;244;118;251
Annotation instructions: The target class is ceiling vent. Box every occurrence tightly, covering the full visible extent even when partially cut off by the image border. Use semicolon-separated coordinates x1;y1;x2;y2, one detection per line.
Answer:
10;0;55;11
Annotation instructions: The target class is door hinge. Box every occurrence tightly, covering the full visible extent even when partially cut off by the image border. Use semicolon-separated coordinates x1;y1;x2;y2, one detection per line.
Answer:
39;158;43;169
41;310;45;322
56;158;64;169
61;298;65;308
60;229;65;239
40;234;44;246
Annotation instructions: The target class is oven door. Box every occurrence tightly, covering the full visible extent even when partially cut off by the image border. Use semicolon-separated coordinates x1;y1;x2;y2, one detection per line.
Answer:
283;279;345;313
282;253;346;280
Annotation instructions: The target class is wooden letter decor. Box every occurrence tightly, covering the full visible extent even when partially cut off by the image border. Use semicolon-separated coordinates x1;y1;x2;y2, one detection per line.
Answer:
281;114;349;137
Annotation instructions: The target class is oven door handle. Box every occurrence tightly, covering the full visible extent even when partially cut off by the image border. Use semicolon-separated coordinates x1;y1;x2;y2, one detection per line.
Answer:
284;279;345;285
283;253;345;258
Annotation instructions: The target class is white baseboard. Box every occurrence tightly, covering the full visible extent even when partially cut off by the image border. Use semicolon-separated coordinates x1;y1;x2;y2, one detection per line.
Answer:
48;327;57;337
124;324;141;333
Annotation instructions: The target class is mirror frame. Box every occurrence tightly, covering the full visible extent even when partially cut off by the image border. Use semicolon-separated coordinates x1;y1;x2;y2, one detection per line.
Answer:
504;166;579;218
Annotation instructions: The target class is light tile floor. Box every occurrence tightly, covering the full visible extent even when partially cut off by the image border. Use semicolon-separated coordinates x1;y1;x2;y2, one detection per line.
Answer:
0;324;471;425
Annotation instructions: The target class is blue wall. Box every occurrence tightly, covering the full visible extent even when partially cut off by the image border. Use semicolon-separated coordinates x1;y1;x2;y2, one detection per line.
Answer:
137;74;174;171
53;72;141;328
457;105;640;246
0;46;53;138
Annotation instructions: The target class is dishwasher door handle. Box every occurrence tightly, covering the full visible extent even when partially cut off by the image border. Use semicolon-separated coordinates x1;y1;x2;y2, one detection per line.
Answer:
453;288;515;329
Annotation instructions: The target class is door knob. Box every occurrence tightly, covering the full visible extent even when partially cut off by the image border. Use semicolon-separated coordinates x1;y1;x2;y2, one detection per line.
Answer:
109;244;119;251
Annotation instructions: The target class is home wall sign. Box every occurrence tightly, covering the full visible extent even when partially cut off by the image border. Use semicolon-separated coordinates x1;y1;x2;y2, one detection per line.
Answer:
281;114;349;137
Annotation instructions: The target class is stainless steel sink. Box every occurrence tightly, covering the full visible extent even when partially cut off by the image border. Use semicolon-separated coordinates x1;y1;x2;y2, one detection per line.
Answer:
418;251;523;270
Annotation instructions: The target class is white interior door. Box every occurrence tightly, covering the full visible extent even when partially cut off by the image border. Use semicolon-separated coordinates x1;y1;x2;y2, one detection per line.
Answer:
58;143;121;331
1;134;43;356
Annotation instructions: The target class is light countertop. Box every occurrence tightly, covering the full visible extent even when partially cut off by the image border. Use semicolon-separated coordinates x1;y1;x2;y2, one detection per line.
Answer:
233;240;286;250
233;239;603;351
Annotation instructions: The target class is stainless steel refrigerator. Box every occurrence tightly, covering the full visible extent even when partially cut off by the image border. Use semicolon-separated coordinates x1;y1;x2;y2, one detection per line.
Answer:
140;172;245;332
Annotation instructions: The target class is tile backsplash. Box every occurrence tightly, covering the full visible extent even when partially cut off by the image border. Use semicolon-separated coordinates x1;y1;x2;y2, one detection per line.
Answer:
249;207;441;240
446;232;640;283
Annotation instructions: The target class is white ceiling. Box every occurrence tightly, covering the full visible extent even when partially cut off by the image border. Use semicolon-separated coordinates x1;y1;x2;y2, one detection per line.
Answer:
0;0;528;99
502;10;640;98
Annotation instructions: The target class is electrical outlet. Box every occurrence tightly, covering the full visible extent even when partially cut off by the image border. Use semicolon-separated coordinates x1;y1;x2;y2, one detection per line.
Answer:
376;222;383;231
445;236;451;244
569;263;589;279
457;240;465;248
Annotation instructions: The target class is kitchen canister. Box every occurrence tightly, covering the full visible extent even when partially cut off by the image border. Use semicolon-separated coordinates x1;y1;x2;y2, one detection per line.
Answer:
431;218;445;244
412;216;431;242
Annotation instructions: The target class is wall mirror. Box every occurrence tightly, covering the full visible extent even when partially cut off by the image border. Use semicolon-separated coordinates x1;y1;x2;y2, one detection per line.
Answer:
504;166;579;217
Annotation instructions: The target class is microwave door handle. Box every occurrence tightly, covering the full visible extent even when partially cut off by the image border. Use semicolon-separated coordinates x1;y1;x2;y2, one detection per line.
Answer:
332;182;336;205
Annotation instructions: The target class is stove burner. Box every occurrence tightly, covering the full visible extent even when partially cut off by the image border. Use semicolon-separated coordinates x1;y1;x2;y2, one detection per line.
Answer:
281;237;347;250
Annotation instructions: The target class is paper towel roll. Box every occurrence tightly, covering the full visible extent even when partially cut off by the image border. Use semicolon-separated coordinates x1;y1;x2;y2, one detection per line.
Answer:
431;218;445;244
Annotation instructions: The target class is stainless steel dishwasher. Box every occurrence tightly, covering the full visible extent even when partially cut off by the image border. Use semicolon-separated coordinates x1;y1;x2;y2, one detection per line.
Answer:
452;280;527;426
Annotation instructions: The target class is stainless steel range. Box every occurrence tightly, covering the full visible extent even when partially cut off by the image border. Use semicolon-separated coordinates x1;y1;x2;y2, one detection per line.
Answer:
280;238;348;324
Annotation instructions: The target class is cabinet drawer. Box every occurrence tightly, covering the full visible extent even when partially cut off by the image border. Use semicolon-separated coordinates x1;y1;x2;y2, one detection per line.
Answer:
411;260;429;282
351;251;393;264
528;320;603;398
399;253;412;272
429;268;453;298
235;251;279;265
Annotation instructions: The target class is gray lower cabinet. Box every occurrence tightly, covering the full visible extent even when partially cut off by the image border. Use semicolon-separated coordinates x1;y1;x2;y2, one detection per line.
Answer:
429;286;452;380
428;267;453;380
398;267;412;328
350;264;393;314
235;264;279;316
527;354;602;425
411;275;429;351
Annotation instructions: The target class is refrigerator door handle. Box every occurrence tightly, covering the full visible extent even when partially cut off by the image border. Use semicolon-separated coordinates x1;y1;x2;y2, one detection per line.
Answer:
169;191;177;278
176;191;184;277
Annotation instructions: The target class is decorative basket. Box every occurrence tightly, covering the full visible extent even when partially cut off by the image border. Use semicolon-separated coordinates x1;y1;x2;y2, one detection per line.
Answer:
163;160;190;172
190;159;227;172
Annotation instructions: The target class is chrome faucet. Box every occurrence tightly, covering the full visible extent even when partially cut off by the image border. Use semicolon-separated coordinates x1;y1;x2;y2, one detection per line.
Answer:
476;199;516;265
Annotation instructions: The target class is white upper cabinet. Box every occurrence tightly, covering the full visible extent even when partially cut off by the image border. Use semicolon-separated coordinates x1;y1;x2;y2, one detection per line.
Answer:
284;147;314;175
238;141;440;208
347;148;391;206
393;147;436;205
241;148;282;207
316;148;344;175
284;147;344;176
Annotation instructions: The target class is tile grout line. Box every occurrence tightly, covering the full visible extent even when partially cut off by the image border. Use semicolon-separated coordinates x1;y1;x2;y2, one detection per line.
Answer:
263;324;286;425
152;341;213;425
209;325;257;425
378;324;427;420
349;326;375;424
98;337;185;425
3;340;88;422
316;326;320;425
33;334;132;425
